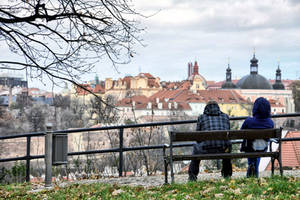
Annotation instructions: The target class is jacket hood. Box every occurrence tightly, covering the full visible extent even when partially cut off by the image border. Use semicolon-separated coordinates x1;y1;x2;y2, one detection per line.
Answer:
252;97;271;119
203;103;221;116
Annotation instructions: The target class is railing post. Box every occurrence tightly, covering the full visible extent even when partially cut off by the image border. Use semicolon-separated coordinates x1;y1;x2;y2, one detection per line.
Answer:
26;136;31;182
45;124;53;187
119;128;124;177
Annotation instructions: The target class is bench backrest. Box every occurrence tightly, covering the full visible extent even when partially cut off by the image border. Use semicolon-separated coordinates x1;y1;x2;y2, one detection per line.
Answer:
170;128;282;142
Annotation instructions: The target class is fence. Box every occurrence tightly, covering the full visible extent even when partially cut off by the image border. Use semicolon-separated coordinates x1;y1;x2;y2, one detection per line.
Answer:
0;113;300;186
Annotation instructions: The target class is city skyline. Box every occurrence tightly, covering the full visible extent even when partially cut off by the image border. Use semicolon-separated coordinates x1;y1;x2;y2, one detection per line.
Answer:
1;0;300;91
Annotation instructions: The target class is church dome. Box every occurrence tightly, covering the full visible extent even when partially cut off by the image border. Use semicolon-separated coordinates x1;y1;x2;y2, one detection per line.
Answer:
236;74;272;89
236;54;272;89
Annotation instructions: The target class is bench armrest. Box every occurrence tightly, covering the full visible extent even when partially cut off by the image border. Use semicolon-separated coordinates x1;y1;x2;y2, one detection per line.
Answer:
270;138;279;143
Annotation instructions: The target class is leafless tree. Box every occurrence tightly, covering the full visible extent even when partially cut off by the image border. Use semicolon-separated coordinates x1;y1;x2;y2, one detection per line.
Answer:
0;0;143;90
88;95;119;125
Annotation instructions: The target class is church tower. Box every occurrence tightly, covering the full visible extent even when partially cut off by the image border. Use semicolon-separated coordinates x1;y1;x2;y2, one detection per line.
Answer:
272;61;285;90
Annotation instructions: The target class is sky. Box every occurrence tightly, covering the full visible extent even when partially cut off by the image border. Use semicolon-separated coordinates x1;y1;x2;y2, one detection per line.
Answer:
1;0;300;91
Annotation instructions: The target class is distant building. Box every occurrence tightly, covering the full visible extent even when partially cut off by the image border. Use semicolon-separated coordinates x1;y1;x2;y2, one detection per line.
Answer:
0;73;27;88
236;54;273;89
221;63;237;89
116;89;250;121
219;53;295;113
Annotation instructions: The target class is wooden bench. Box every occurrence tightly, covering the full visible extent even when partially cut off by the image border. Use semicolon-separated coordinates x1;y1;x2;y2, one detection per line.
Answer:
163;128;283;184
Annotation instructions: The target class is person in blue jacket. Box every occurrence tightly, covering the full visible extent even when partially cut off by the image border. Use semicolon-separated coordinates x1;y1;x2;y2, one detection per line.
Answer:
240;97;274;177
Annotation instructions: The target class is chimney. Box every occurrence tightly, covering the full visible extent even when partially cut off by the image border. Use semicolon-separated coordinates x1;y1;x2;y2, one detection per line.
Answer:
147;102;152;109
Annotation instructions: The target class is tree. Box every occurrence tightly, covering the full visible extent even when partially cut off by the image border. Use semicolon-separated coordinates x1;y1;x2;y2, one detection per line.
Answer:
0;0;143;88
0;103;15;136
292;80;300;112
88;95;119;125
26;104;46;132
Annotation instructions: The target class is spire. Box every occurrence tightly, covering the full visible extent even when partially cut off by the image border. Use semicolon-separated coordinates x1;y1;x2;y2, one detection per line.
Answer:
221;58;236;89
275;60;282;83
273;59;285;90
226;58;232;82
250;53;258;75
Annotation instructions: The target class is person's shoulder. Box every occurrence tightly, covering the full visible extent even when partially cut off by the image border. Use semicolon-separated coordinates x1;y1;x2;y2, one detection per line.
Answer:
219;112;229;119
241;117;254;128
244;117;254;122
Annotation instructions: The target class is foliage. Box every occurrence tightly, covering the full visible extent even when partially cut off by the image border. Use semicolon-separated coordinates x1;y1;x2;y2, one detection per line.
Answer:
0;0;143;88
0;176;299;199
0;162;26;184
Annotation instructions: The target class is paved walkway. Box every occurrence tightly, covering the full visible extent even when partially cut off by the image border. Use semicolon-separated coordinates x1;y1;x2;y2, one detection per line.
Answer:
59;170;300;188
31;170;300;192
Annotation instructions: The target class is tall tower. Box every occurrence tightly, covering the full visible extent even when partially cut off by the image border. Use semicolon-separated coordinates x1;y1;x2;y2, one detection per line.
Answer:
272;61;285;90
193;61;199;75
221;60;236;89
250;53;258;75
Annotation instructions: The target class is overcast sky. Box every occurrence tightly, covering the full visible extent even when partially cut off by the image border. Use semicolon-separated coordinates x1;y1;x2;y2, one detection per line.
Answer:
110;0;300;82
1;0;300;90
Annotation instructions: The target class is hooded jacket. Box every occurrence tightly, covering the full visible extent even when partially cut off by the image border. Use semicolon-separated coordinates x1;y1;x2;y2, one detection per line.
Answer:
241;97;274;152
194;103;231;153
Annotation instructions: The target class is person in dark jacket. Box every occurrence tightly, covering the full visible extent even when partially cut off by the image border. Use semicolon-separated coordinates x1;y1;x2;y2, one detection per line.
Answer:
240;97;274;177
188;100;232;181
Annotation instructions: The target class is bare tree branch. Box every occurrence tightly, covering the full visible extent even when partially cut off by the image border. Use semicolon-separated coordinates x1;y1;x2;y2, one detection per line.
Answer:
0;0;144;102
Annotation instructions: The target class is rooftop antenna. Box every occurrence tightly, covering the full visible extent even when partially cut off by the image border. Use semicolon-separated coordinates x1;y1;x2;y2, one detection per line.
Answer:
138;66;141;73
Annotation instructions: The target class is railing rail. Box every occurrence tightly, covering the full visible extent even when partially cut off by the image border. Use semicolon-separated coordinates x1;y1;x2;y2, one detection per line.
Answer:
0;112;300;184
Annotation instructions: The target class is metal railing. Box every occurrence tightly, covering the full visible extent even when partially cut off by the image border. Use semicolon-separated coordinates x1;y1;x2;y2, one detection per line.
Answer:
0;112;300;185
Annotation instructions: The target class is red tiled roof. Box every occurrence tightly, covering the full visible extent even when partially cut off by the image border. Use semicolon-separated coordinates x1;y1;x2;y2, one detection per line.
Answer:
162;81;191;90
266;131;300;170
149;89;248;105
75;84;105;95
138;73;155;79
116;94;192;111
93;84;105;94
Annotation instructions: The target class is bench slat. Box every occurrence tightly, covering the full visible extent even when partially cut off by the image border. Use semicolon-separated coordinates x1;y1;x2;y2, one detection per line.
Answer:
171;129;281;142
166;152;279;161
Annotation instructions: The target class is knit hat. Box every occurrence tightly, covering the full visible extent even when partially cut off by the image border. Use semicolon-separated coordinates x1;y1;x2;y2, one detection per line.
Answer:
207;100;218;105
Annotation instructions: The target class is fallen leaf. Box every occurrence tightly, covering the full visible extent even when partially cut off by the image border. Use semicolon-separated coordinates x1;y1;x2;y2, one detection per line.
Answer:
215;193;224;198
112;189;124;196
233;188;241;194
246;194;253;199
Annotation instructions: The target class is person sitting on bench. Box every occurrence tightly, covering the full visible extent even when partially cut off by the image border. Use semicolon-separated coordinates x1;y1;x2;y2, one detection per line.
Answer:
188;100;232;181
240;97;274;177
